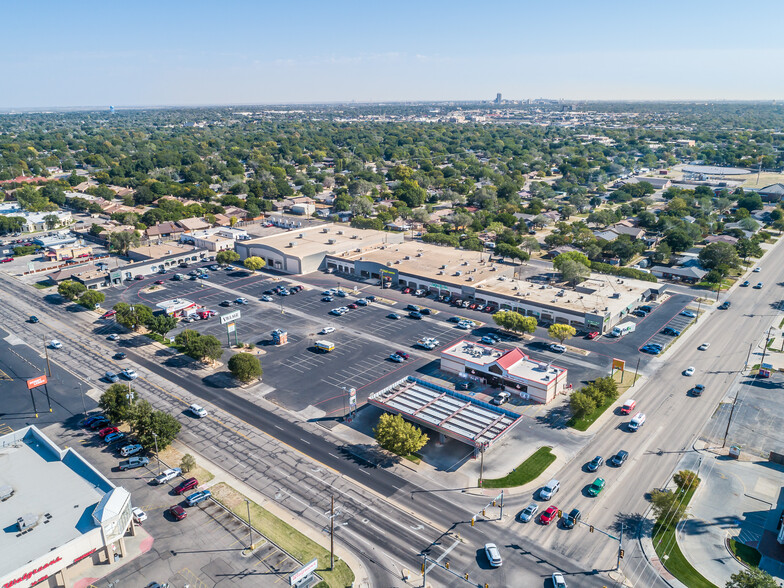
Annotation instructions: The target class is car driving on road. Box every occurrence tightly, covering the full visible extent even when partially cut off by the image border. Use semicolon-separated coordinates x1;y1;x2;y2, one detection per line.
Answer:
518;503;538;522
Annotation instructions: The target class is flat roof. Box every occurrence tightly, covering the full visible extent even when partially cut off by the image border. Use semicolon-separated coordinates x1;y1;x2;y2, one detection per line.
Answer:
156;298;197;312
441;340;566;386
242;224;401;258
368;376;522;448
0;427;113;577
129;243;198;260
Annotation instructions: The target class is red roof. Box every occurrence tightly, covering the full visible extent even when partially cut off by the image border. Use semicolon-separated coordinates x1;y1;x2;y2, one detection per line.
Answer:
495;348;526;370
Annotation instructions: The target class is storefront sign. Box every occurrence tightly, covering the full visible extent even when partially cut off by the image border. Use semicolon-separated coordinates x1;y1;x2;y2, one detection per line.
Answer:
4;557;62;588
26;375;48;389
72;548;97;564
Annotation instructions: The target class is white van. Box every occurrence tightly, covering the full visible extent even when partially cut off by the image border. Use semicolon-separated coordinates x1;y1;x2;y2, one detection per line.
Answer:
540;479;560;500
628;412;646;432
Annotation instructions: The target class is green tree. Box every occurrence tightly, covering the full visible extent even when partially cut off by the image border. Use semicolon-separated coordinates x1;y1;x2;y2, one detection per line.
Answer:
495;243;530;264
725;568;778;588
175;330;223;362
664;229;693;252
739;217;760;232
243;255;266;271
89;224;105;237
58;280;86;301
519;236;541;255
109;230;141;256
698;242;740;270
393;179;427;208
228;352;263;383
350;194;374;216
147;314;178;337
113;303;153;331
653;241;672;264
559;259;591;285
43;214;60;230
569;391;596;420
492;310;537;335
180;453;197;474
552;251;590;272
129;400;181;451
216;250;240;266
673;470;700;492
99;383;136;424
548;324;576;344
374;413;429;456
78;290;105;310
650;488;689;525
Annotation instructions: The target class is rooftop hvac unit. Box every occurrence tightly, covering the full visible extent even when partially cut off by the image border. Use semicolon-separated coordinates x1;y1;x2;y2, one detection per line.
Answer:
387;261;392;266
322;227;330;233
351;234;359;239
355;248;360;252
404;256;411;260
299;233;305;238
467;276;474;281
288;242;297;247
0;484;14;502
438;270;444;275
327;239;336;244
17;513;39;532
337;230;344;235
416;252;423;257
441;265;447;269
455;270;463;276
394;259;401;264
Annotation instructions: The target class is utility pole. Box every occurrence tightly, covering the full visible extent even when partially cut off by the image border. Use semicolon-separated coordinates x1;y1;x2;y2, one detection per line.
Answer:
617;523;624;570
330;496;335;570
696;297;702;321
245;499;254;550
723;382;743;448
633;357;640;385
479;444;485;487
43;336;51;377
78;381;87;417
759;326;774;370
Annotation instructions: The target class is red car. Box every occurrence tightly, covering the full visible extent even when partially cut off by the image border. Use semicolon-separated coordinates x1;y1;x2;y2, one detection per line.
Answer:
154;280;164;285
134;275;144;281
0;257;13;263
173;477;199;495
169;505;187;521
469;303;477;310
586;331;600;340
102;310;117;319
347;303;358;309
402;288;411;294
394;351;410;360
540;505;559;525
98;426;119;438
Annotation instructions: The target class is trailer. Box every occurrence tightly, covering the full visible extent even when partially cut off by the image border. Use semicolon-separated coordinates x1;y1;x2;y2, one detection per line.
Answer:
315;340;335;352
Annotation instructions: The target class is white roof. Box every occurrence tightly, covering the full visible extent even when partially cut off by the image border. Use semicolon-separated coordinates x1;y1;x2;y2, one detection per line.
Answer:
92;487;130;524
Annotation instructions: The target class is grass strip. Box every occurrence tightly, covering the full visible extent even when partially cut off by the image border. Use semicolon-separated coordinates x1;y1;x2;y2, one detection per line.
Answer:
481;446;555;488
729;538;762;568
568;371;639;431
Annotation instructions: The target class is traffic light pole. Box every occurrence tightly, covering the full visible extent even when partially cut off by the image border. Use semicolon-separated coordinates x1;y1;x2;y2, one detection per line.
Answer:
617;522;624;570
421;553;484;588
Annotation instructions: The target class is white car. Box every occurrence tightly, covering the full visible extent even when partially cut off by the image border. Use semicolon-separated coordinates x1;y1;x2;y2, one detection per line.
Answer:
120;443;143;457
456;320;474;330
518;503;539;522
132;507;147;523
698;342;710;351
49;340;63;349
107;334;119;341
552;572;567;587
484;543;502;567
320;327;335;334
261;295;273;302
121;369;138;380
189;404;208;418
683;366;695;376
549;343;567;353
753;267;761;272
153;467;182;485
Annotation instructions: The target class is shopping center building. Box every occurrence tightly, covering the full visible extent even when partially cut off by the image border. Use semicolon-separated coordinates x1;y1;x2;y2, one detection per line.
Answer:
0;426;138;588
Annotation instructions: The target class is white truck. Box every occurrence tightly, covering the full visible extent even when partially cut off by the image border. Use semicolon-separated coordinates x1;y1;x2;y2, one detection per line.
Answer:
611;322;636;337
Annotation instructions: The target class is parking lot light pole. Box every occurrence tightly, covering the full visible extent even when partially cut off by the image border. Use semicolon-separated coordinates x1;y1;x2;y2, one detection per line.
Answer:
152;432;161;474
78;381;87;417
245;499;254;549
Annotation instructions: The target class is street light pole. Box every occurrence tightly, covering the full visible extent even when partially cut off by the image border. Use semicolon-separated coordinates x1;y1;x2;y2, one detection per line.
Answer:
245;499;254;550
78;381;87;417
152;432;161;474
330;495;335;570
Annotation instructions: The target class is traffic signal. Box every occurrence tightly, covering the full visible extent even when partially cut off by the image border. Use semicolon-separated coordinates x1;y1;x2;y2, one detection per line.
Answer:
590;525;594;533
464;573;469;580
471;517;475;527
421;563;425;573
557;510;563;518
445;562;449;570
482;509;486;516
619;549;625;559
492;500;496;506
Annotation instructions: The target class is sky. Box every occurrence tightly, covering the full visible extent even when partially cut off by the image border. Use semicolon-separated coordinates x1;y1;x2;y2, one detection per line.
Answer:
3;0;783;109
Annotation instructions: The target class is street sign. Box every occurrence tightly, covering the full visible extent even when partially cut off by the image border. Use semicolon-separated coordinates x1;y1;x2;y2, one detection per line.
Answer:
220;310;241;324
611;358;625;373
27;375;48;389
289;558;318;586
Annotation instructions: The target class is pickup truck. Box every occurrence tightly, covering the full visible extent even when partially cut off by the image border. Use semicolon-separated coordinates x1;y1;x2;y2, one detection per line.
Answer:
153;467;182;485
119;457;149;471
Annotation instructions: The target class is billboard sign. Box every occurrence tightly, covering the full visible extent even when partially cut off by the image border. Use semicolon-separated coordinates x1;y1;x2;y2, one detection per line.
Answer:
221;310;241;324
227;322;236;333
348;387;357;409
27;375;48;389
611;358;625;373
289;558;318;586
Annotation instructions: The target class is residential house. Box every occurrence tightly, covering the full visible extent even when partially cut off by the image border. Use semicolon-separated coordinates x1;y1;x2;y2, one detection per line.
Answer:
145;222;185;239
650;265;707;284
177;217;212;233
545;245;580;259
758;183;784;203
704;234;738;245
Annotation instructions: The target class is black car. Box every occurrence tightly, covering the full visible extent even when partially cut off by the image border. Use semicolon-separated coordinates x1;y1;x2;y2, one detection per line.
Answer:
633;310;647;318
456;381;474;391
586;456;604;472
409;311;423;320
562;508;581;529
114;352;127;360
662;327;681;336
29;315;39;323
690;384;705;397
220;300;232;307
639;305;653;313
611;450;629;467
718;301;731;310
447;316;462;323
420;308;431;315
263;290;274;295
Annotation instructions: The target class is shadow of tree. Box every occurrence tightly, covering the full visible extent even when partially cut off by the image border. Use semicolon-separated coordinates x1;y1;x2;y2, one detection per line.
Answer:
337;443;398;469
610;511;652;538
534;403;572;430
202;372;236;389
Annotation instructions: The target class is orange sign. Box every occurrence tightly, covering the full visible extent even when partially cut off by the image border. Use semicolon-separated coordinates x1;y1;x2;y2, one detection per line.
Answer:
611;358;625;372
26;375;48;389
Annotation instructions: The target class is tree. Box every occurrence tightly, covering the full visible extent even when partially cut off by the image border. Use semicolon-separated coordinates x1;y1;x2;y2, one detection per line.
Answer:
99;384;136;424
495;243;530;264
180;454;197;474
725;568;778;588
673;470;700;492
653;242;672;264
531;214;551;228
698;242;740;270
569;391;596;420
109;230;141;256
175;330;223;362
350;195;374;216
650;488;689;525
664;229;693;252
147;314;178;337
216;250;240;266
559;259;590;285
43;214;60;230
736;193;763;212
78;290;105;310
393;179;427;208
374;413;429;456
492;310;537;335
89;224;105;237
552;251;590;272
228;352;263;383
114;303;154;331
548;324;576;344
739;217;760;232
243;256;266;271
519;236;540;255
58;280;86;301
129;400;181;451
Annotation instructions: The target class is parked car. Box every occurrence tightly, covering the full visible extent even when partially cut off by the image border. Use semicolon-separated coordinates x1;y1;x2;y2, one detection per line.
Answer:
132;507;147;523
102;310;117;319
87;416;110;429
409;311;423;319
154;468;182;485
261;295;274;302
173;477;199;495
99;426;119;438
680;310;697;318
185;489;212;506
169;505;187;521
456;380;474;391
518;503;539;523
119;457;149;471
394;351;410;360
387;313;401;320
347;303;358;310
134;275;145;281
389;353;405;363
235;297;248;304
491;392;511;406
220;300;232;307
549;343;566;353
661;327;681;336
104;432;125;444
586;331;600;339
120;443;144;457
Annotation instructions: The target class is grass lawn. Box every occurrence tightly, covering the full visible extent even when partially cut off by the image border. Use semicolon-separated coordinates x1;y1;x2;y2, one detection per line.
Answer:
481;446;555;488
33;280;54;289
157;446;214;485
211;483;355;588
568;370;639;431
652;484;717;588
730;538;762;568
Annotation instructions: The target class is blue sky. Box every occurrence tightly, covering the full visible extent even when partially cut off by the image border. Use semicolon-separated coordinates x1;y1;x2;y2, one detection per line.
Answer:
3;0;782;108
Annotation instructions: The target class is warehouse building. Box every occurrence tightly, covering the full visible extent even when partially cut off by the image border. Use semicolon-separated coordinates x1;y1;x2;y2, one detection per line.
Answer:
0;426;138;588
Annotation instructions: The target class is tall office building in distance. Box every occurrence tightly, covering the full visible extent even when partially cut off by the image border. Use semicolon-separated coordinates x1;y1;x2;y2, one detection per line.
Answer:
495;93;502;104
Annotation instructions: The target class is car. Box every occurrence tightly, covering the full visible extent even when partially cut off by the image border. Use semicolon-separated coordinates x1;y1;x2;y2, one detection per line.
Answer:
154;280;165;285
518;503;539;523
549;343;566;353
319;327;336;335
611;450;629;467
552;572;567;588
492;392;511;406
409;311;423;319
562;508;581;529
189;404;208;418
132;507;147;523
753;267;761;272
154;468;182;485
476;304;485;311
586;456;604;472
698;342;710;351
169;505;187;521
104;371;120;383
639;305;653;313
209;265;220;271
198;274;209;280
691;384;705;397
740;280;750;287
0;257;13;263
261;295;274;302
683;366;695;376
633;309;648;318
406;304;421;312
366;295;376;302
480;336;496;345
680;310;697;318
540;479;560;500
235;297;248;304
540;505;559;525
99;426;119;438
718;301;731;310
347;303;358;310
102;310;117;319
120;443;143;457
356;299;368;306
185;489;212;506
586;331;600;339
121;369;138;380
456;320;471;330
134;275;145;281
662;327;681;336
456;380;474;391
220;300;232;307
29;315;39;323
330;309;343;316
484;543;502;567
393;351;410;360
754;282;763;289
387;313;401;320
49;339;63;349
104;432;125;444
86;416;110;429
79;414;102;427
447;316;462;323
588;478;605;497
402;288;412;294
173;477;199;495
389;353;405;363
321;296;333;302
119;457;149;470
419;307;431;315
321;290;333;296
335;290;347;297
414;289;424;297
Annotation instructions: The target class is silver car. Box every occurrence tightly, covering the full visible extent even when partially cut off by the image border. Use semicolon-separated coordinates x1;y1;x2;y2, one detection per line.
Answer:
518;503;539;523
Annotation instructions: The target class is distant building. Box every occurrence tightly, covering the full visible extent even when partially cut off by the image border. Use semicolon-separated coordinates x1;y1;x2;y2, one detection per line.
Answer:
758;183;784;203
495;93;502;104
650;265;707;284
